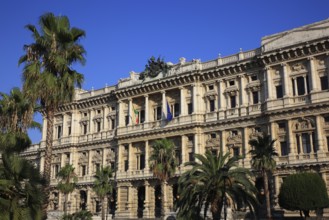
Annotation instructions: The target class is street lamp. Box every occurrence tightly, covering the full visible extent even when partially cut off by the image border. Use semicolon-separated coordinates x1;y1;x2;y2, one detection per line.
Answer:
221;165;229;220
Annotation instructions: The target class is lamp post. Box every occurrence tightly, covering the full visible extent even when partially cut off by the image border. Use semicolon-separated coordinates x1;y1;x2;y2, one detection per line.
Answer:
221;165;229;220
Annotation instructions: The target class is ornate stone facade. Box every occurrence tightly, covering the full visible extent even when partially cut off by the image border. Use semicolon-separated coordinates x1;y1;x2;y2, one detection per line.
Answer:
23;19;329;218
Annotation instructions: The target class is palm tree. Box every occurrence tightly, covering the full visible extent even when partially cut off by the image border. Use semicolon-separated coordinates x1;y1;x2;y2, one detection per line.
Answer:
0;87;39;133
57;164;77;216
176;151;258;220
93;166;114;220
18;12;86;217
249;133;278;219
149;138;178;218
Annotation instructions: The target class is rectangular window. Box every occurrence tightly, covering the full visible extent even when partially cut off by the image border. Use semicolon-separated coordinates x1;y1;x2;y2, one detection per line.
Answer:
82;165;86;176
125;115;129;126
229;80;235;86
95;163;100;172
280;141;288;156
233;148;240;157
189;152;194;162
156;106;162;120
140;154;145;170
208;85;214;90
230;96;236;108
209;100;215;112
327;136;329;152
187;103;193;115
68;126;71;136
57;126;62;139
251;75;258;81
297;76;306;95
252;91;259;104
320;75;329;90
83;124;87;135
302;133;311;153
124;160;129;171
276;85;283;98
111;119;115;129
140;109;145;123
54;164;59;177
174;103;180;117
97;121;101;132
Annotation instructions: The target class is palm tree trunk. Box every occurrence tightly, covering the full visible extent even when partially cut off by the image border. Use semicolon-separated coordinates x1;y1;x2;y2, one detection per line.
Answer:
64;193;68;216
263;170;271;219
42;108;55;220
101;197;105;220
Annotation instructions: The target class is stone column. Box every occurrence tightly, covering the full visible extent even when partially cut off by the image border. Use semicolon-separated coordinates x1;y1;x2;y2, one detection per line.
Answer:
239;75;247;110
218;80;226;119
192;84;197;114
145;141;149;170
287;120;296;161
221;130;226;154
243;127;250;167
118;101;124;127
266;68;273;100
62;114;67;138
102;148;107;166
89;110;94;134
282;63;291;97
309;57;319;92
161;91;167;125
88;150;92;175
143;181;151;218
41;116;47;142
128;143;133;171
103;106;109;130
144;95;149;123
179;87;186;116
181;135;186;165
128;98;133;125
316;115;326;159
269;122;278;155
303;76;308;95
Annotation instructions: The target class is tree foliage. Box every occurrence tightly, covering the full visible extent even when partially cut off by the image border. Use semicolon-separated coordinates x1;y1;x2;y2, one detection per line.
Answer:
176;151;258;220
279;172;329;217
93;166;114;220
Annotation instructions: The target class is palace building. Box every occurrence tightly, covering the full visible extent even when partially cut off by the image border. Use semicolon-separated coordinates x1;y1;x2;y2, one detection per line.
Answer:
23;19;329;219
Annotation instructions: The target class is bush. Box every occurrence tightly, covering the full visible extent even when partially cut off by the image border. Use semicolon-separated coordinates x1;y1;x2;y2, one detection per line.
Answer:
278;172;329;217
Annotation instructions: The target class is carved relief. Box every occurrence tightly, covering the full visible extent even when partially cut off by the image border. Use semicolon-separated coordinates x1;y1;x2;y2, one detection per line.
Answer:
290;62;306;72
227;130;242;146
293;117;315;131
78;151;88;164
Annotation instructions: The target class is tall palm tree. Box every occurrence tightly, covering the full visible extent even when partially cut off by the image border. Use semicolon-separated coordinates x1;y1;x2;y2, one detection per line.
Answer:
249;133;278;220
149;138;178;218
18;12;86;217
176;151;258;220
93;166;114;220
57;164;77;216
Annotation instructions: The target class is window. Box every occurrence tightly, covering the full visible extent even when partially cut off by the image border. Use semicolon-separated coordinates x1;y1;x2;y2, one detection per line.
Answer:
230;96;236;108
176;150;182;165
187;103;193;114
211;133;216;139
209;100;215;112
233;148;240;157
95;163;100;172
124;160;129;171
125;115;129;125
155;106;162;120
251;75;258;81
111;119;115;129
140;109;145;123
297;76;306;95
111;106;116;111
229;80;235;86
84;112;87;117
57;126;62;138
276;85;283;98
301;133;311;153
173;103;180;117
189;152;194;162
97;121;101;132
54;164;59;177
81;165;86;176
280;141;288;156
97;109;101;114
208;85;214;90
252;91;259;104
140;154;145;170
232;130;238;136
83;124;87;134
68;126;71;136
320;75;329;90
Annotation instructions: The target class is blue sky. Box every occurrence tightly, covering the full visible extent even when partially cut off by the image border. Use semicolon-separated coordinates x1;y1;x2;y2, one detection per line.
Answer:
1;0;328;143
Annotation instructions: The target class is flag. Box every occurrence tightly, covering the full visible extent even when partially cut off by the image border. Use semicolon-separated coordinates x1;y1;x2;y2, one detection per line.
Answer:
166;101;173;121
133;105;139;124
